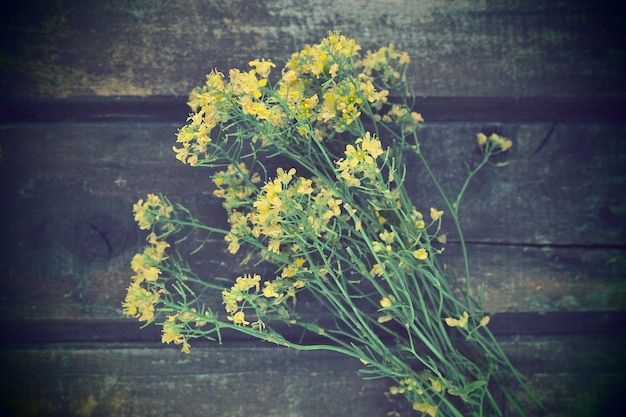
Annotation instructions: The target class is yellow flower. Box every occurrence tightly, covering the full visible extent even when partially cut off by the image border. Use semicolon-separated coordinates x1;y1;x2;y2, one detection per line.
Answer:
429;378;444;392
377;314;393;323
224;233;240;254
122;281;160;322
477;132;488;147
477;132;513;152
323;197;342;220
268;238;281;254
281;258;307;278
132;194;173;230
130;253;147;274
141;266;161;282
262;281;281;298
230;311;250;325
379;230;396;244
370;263;384;277
295;177;314;194
498;136;513;151
222;289;240;313
380;297;393;308
413;248;428;260
399;52;411;64
430;207;444;221
358;132;384;159
480;316;491;326
161;314;191;353
248;58;276;78
413;402;438;417
445;311;469;328
411;112;424;124
233;274;261;293
146;233;170;263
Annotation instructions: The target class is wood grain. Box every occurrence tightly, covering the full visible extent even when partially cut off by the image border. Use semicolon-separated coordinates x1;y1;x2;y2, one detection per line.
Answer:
1;2;625;414
1;0;624;99
1;334;624;417
1;121;624;321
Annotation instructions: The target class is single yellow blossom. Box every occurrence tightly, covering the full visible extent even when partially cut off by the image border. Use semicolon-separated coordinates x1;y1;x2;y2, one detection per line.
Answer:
262;281;281;298
323;197;342;220
430;207;444;221
142;266;161;282
372;241;385;252
230;311;250;325
380;297;393;308
268;238;281;254
379;230;396;244
248;58;276;78
413;248;428;260
497;136;513;151
377;314;393;323
224;233;240;254
429;378;444;392
413;402;438;417
477;132;488;147
370;263;384;277
233;274;261;293
480;316;491;326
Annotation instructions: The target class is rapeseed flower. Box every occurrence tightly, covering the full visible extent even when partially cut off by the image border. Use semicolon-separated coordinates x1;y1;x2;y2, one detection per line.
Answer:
122;281;160;323
413;248;428;261
413;402;438;417
133;194;173;230
445;311;469;328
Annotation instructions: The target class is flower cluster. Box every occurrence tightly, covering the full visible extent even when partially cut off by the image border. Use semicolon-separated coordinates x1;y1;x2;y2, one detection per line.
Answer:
172;30;421;170
133;193;173;230
218;166;345;256
212;162;261;210
335;131;385;187
122;280;161;323
122;232;170;322
388;376;441;417
477;132;513;153
124;31;535;417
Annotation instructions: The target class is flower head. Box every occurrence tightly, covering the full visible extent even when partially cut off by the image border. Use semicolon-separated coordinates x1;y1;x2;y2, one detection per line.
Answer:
413;248;428;261
445;311;469;328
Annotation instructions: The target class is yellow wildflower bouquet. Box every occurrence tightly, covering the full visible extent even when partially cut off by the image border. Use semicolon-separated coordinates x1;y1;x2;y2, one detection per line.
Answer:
124;32;537;416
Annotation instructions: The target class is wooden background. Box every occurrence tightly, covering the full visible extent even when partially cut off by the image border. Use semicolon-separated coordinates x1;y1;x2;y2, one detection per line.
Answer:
1;1;625;416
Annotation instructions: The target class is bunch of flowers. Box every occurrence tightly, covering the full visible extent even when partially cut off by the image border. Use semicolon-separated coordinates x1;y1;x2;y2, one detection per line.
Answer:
123;31;538;416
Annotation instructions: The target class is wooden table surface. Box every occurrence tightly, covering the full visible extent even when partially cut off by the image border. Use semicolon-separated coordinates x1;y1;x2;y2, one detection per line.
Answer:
1;1;625;416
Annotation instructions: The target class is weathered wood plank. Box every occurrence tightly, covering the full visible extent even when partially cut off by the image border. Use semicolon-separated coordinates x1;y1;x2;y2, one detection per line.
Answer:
1;334;624;417
2;122;624;243
411;122;626;246
2;312;624;344
2;97;625;124
1;0;624;99
1;122;625;320
0;242;624;320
